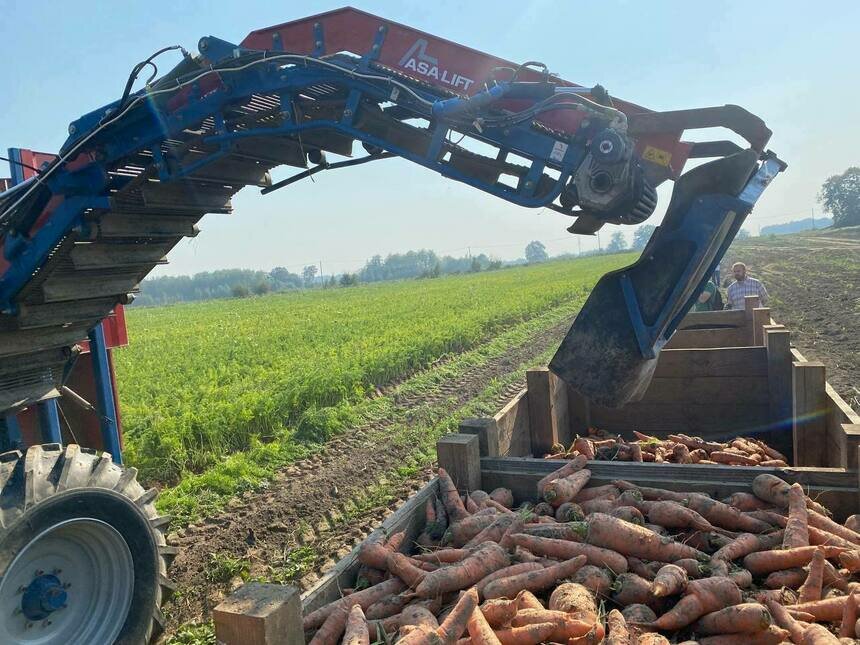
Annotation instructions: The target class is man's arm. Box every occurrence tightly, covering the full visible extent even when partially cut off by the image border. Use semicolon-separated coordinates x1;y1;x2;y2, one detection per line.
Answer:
758;281;769;305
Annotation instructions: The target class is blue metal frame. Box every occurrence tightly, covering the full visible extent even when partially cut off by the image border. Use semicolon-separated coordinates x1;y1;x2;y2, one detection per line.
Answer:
88;323;122;464
0;414;22;452
6;148;26;186
36;399;62;444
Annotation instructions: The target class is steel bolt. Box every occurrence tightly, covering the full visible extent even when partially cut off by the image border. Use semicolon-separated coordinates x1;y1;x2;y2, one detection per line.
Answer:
25;622;32;629
68;124;77;135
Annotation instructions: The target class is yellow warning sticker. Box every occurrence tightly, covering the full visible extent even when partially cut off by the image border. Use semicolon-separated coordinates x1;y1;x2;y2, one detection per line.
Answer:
642;145;672;167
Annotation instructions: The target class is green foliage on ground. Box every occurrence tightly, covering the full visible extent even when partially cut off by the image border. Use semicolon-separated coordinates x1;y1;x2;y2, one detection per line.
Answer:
115;254;633;495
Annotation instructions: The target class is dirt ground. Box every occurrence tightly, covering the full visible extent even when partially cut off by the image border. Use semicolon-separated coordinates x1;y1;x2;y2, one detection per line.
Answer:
725;227;859;412
161;316;571;637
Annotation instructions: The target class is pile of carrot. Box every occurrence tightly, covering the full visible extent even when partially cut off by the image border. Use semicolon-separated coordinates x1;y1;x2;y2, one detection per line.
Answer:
303;465;860;644
544;428;790;467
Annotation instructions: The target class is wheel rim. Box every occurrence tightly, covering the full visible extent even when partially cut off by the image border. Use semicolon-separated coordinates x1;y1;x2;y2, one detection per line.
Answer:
0;518;134;644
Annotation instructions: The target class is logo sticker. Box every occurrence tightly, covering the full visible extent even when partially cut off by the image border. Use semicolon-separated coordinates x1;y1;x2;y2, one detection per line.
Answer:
642;145;672;167
398;39;475;92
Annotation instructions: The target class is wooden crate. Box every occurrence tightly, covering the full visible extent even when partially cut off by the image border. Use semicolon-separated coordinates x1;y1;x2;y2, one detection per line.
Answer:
461;299;860;472
216;437;860;644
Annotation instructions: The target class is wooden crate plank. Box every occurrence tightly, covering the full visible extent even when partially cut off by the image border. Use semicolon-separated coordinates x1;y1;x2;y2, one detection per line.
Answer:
665;327;750;349
437;434;481;492
96;213;201;238
793;361;827;467
653;347;768;378
459;418;497;457
641;376;769;405
752;307;771;346
765;328;793;457
214;583;302;645
70;240;176;269
16;296;131;329
676;309;747;329
527;368;568;455
40;271;142;303
493;389;531;457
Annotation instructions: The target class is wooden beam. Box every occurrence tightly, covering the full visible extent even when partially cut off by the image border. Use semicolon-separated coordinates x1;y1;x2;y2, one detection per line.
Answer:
491;389;532;457
744;295;761;319
654;347;768;378
459;418;498;457
793;361;827;467
436;434;481;492
840;424;860;472
213;583;303;645
665;327;750;349
752;307;771;346
526;368;568;455
765;327;793;460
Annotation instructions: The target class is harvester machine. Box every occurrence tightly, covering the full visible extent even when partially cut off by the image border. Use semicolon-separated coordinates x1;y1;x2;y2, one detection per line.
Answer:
0;8;783;642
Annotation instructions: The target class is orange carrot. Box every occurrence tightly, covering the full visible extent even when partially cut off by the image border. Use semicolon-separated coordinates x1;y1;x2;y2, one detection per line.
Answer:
609;505;645;525
414;549;471;564
767;598;840;645
763;568;807;589
845;514;860;533
797;548;825;603
635;633;670;645
435;587;479;644
743;545;846;576
520;522;584;541
785;595;852;622
311;605;355;645
838;593;859;638
605;608;630;645
839;550;860;573
572;564;613;597
621;603;657;626
675;558;705;578
712;531;784;562
489;488;514;509
548;582;598;622
626;557;660;581
492;622;557;645
784;483;810;549
467;606;502;645
415;542;510;598
304;578;406;630
585;512;708;562
642;499;713;532
698;626;791;645
650;564;688;597
366;593;413;620
760;459;789;467
386;553;426;589
612;480;690;503
672;443;693;464
475;563;543;598
515;590;544;611
509;533;628;573
685;493;772;533
543;470;592;506
483;555;587;599
807;509;860;546
479;597;520;628
711;450;760;466
692;603;773;634
438;468;471;523
807;525;857;550
398;603;440;631
572;436;596;460
464;515;518;549
341;605;369;645
510;609;594;642
649;577;742;630
574;484;621;503
537;455;588;496
448;515;499;547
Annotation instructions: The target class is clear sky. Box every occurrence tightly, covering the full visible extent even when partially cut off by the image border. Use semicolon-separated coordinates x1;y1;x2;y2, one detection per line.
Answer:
2;1;858;276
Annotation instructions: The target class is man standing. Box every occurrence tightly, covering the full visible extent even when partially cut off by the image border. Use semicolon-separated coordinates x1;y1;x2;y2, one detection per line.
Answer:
726;262;768;309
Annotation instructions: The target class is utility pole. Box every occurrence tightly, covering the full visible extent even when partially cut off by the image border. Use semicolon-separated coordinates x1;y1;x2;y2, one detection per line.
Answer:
578;237;582;257
319;260;323;285
467;246;472;259
811;206;816;230
596;231;602;253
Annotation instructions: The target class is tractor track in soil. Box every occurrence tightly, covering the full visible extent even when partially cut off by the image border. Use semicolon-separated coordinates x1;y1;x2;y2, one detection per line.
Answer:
161;315;571;636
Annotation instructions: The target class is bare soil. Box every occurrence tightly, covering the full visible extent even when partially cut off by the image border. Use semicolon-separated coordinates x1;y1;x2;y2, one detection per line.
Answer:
161;316;571;636
725;228;859;411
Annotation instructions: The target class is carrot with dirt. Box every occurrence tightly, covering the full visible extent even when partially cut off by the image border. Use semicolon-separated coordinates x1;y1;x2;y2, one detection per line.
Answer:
642;499;715;532
520;522;584;541
489;488;514;509
555;502;585;522
543;470;592;506
483;555;587;599
492;622;557;645
479;597;520;628
366;593;414;620
572;436;596;460
838;593;859;638
647;576;742;630
414;549;471;564
712;531;784;562
572;564;613;597
650;564;688;597
764;568;807;589
510;609;597;641
784;483;811;548
574;484;621;503
797;548;826;603
711;451;760;466
548;582;598;622
743;545;846;576
807;509;860;546
610;505;645;525
341;605;370;645
475;563;543;598
723;492;774;512
464;514;519;548
448;514;499;546
438;468;471;523
536;455;588;496
509;533;628;572
415;541;510;598
838;550;860;573
584;512;709;561
692;603;773;634
685;493;772;533
620;603;657;625
767;597;840;645
385;553;427;589
435;587;479;644
752;474;792;507
611;573;663;608
605;609;630;645
626;557;660;581
467;605;502;645
785;595;854;622
612;480;691;503
697;626;792;645
304;577;406;630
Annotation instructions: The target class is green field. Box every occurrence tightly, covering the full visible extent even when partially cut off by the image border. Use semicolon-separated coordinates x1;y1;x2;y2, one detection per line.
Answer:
115;253;634;519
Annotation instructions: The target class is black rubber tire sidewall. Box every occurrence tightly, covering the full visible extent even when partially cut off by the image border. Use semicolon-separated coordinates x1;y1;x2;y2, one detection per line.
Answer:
0;488;159;644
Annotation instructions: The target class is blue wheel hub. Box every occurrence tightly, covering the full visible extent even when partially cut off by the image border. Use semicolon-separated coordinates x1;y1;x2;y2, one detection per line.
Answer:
21;573;68;621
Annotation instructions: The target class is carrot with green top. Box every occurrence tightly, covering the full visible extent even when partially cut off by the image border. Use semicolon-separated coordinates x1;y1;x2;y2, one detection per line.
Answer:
555;502;585;522
483;555;587;599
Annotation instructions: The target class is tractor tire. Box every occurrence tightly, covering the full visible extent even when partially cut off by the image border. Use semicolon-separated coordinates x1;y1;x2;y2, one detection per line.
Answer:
0;444;173;644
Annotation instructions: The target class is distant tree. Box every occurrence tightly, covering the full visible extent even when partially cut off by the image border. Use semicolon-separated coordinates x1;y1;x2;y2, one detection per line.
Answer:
632;224;656;250
231;284;250;298
735;228;752;240
487;259;503;271
470;256;482;273
606;231;628;253
339;273;358;287
525;241;549;264
252;281;271;296
302;265;318;286
819;167;860;228
327;276;337;288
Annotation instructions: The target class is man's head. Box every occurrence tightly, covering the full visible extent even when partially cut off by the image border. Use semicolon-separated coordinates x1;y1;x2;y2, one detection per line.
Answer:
732;262;747;281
